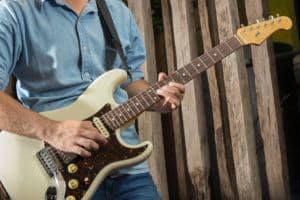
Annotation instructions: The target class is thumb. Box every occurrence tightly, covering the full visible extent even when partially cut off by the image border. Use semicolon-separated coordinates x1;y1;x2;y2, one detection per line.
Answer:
158;72;168;81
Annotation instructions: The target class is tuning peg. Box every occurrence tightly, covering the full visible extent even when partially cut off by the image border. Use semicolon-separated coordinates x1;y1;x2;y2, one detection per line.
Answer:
276;13;280;18
256;19;260;23
269;15;274;20
240;24;245;27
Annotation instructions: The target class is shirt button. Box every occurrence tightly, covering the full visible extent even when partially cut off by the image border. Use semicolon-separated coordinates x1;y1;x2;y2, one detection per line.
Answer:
84;72;90;78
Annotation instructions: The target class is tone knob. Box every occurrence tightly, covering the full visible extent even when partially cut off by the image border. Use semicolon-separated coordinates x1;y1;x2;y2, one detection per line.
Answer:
68;163;78;174
68;179;79;190
66;195;76;200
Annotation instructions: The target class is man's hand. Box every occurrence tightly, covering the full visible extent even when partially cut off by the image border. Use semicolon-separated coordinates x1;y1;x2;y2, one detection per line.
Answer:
151;72;185;113
44;120;107;157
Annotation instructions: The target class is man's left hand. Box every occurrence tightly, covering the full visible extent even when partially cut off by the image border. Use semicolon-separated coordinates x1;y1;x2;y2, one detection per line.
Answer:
151;72;185;113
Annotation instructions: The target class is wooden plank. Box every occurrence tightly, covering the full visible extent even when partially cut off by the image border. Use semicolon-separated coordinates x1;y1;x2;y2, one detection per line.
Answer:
244;1;291;199
197;0;237;198
169;0;211;198
160;0;189;199
212;0;262;198
127;1;169;199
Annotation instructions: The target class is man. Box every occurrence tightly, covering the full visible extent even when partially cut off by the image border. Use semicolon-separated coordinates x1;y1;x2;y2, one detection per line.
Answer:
0;0;185;199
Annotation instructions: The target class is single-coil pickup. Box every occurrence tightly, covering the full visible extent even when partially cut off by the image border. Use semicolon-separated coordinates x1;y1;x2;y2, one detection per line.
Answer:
93;117;110;138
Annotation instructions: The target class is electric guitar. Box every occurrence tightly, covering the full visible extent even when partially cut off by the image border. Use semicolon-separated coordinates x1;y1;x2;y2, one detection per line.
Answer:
0;16;292;200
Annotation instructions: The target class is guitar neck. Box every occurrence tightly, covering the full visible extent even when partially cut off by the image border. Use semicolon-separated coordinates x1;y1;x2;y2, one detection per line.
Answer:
101;35;243;131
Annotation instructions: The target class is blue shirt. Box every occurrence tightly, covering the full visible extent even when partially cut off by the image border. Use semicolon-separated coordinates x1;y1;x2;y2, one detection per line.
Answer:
0;0;148;174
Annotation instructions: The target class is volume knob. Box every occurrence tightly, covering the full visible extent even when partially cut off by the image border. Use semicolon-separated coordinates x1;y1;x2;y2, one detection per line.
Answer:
68;179;79;190
68;163;78;174
66;195;76;200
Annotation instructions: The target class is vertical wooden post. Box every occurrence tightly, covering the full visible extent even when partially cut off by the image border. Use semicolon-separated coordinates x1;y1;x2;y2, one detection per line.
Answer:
213;0;262;198
169;0;211;198
244;1;291;199
127;1;169;199
161;0;189;199
197;0;237;198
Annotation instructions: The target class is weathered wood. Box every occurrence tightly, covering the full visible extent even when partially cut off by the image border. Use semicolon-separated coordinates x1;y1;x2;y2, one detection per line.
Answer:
244;1;291;199
213;0;262;198
161;0;189;199
127;1;169;199
197;0;237;198
169;0;211;198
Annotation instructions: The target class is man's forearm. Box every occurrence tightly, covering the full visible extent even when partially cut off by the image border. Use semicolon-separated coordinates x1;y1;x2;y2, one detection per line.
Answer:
0;91;55;140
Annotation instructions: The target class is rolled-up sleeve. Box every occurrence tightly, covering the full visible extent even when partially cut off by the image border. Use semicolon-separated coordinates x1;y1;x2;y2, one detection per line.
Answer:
121;11;146;88
0;4;21;90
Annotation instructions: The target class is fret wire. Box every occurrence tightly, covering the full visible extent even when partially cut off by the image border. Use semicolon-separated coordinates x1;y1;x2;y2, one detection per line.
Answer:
131;97;143;113
108;111;121;128
207;50;217;62
102;112;115;129
216;46;224;57
173;71;186;83
128;98;141;114
191;60;201;73
118;106;130;121
114;107;127;123
145;90;157;104
197;57;208;69
140;93;151;107
122;103;134;119
201;53;214;67
190;65;199;76
134;96;146;111
114;110;125;126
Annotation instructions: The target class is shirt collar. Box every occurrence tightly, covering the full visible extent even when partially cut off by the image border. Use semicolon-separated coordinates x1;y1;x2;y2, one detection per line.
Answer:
35;0;113;13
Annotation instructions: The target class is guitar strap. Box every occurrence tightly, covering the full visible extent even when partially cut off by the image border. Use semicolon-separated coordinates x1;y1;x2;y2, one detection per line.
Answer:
95;0;132;81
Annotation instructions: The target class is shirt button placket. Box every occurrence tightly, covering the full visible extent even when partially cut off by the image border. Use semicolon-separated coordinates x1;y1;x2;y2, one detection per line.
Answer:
77;20;92;81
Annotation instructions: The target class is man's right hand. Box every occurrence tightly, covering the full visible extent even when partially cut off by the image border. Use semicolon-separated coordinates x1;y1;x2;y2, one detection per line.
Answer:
44;120;108;157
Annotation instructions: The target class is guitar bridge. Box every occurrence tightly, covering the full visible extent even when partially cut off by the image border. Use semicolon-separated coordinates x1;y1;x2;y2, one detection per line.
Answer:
36;148;62;177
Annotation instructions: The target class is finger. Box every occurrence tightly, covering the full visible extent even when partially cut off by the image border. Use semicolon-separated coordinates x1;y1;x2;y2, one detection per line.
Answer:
81;128;108;144
168;82;185;94
158;72;168;81
159;94;180;108
75;137;100;151
70;145;91;158
158;86;184;100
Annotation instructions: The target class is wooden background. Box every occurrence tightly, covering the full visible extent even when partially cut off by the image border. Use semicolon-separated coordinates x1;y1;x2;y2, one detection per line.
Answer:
125;0;290;199
4;0;291;199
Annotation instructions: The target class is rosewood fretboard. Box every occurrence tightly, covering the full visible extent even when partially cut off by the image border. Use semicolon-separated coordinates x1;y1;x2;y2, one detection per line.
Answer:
100;35;242;130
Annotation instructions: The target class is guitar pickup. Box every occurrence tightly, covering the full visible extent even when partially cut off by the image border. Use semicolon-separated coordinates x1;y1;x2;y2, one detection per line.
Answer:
93;117;110;138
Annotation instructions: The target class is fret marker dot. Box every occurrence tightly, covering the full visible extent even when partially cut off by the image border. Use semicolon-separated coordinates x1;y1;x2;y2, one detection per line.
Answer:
127;109;131;112
197;64;200;67
136;103;139;106
213;53;217;56
182;73;186;77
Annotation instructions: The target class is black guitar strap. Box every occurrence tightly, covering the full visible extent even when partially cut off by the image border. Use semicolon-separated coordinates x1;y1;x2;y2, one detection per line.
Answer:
95;0;132;81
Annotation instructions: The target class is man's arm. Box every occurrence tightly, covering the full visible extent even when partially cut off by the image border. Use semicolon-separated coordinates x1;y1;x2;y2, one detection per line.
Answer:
0;91;107;157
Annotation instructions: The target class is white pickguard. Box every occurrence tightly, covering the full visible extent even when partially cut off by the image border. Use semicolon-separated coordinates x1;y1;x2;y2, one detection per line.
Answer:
0;69;153;200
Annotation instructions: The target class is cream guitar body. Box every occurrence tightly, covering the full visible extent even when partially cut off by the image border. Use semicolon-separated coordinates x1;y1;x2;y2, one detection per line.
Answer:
0;69;153;200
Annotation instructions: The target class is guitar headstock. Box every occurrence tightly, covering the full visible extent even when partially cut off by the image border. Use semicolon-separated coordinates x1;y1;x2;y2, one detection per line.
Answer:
236;15;292;46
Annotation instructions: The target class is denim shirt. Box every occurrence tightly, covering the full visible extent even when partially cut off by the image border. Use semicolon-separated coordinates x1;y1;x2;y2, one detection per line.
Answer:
0;0;148;174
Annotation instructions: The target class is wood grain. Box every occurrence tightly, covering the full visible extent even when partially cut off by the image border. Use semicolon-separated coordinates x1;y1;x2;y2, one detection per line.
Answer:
244;1;291;199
